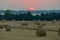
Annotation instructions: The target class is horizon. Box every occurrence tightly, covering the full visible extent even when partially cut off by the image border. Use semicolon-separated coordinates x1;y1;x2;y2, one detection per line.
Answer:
0;9;60;10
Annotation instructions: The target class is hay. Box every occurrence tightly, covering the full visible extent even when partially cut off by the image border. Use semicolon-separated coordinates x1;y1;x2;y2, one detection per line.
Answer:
6;26;11;32
42;23;46;26
2;19;6;23
6;28;11;31
0;25;3;29
34;20;40;25
4;24;8;28
35;22;40;25
36;29;46;37
58;28;60;36
52;21;55;23
38;26;43;28
21;23;28;26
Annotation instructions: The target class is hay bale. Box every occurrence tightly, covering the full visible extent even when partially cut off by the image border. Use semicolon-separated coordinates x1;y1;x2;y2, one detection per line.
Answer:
6;26;11;32
0;25;3;29
2;19;6;23
38;26;43;28
36;29;46;37
21;23;28;26
52;21;55;23
58;28;60;36
4;24;8;28
34;20;40;25
35;22;40;25
42;23;46;26
6;28;11;31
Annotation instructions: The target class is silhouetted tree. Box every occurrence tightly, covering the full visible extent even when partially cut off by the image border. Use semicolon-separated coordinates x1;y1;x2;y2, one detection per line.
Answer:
24;11;33;21
4;10;14;21
0;10;59;21
0;14;2;20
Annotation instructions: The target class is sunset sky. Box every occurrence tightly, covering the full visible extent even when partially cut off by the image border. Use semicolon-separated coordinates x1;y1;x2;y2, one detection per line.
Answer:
0;0;60;10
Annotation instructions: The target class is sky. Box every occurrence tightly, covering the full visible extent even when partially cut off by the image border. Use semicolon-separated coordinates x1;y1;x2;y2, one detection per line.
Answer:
0;0;60;10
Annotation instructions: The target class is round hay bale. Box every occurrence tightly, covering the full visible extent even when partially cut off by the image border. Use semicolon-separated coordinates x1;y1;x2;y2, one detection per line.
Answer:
35;22;40;25
2;19;6;23
58;28;60;36
6;28;11;31
6;26;11;32
38;26;42;28
21;23;28;26
36;29;46;37
0;25;3;29
42;23;46;26
52;19;56;23
52;21;55;23
4;24;8;28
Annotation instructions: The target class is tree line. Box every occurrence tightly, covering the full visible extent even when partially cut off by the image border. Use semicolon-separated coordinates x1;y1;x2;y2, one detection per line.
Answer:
0;10;60;21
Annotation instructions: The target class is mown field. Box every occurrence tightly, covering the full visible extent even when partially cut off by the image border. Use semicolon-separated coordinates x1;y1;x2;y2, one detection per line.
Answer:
0;21;60;40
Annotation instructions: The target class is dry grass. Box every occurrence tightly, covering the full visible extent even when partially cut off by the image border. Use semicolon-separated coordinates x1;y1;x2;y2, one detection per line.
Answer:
0;21;60;40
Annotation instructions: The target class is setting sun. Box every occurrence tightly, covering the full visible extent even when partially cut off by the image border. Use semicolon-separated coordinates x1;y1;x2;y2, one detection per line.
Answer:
28;7;35;11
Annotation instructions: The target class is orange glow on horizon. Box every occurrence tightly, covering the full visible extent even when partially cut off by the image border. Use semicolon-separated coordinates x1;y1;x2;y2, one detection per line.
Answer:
28;7;35;11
